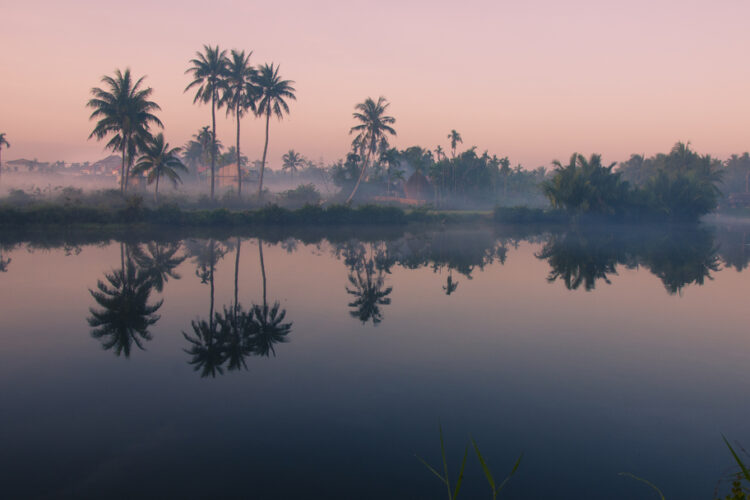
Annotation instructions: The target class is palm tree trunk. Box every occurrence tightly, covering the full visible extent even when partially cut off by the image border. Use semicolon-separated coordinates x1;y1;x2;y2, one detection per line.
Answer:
346;150;371;205
258;111;270;200
209;239;215;329
234;237;241;320
236;102;242;197
211;92;217;200
120;136;127;193
258;238;267;307
154;175;160;204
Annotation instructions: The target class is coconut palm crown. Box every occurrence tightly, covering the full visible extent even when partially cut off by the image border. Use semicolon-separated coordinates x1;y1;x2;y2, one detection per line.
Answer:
221;49;257;197
185;45;229;200
132;133;188;203
254;63;296;198
87;68;163;192
346;96;396;204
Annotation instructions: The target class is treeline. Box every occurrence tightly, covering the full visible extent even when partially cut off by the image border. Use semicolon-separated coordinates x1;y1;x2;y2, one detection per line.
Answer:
544;142;726;221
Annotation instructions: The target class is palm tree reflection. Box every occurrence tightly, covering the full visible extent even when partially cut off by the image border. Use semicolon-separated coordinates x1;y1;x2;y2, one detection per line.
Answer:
346;253;393;325
88;245;163;357
183;237;293;377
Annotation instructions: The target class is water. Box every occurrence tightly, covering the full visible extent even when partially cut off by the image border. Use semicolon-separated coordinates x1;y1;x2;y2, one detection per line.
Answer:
0;222;748;499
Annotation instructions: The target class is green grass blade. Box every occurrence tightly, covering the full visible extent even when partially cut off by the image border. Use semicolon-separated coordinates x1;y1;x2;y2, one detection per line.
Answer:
496;452;523;493
471;438;496;495
618;472;666;500
723;435;750;482
452;445;469;500
415;454;448;486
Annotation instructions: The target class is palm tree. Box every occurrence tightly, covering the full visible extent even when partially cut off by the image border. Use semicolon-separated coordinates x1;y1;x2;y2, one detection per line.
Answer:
447;130;462;158
446;130;462;194
222;49;257;197
0;133;9;179
281;149;304;181
132;133;188;203
88;251;162;357
185;45;229;200
254;63;296;199
346;97;397;204
87;68;163;192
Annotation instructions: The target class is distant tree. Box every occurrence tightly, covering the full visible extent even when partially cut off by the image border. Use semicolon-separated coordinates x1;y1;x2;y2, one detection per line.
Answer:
447;129;462;158
0;133;9;179
185;45;229;200
87;68;163;192
346;97;397;204
221;49;257;196
281;149;305;181
132;133;188;203
254;63;296;199
446;130;463;191
543;153;631;215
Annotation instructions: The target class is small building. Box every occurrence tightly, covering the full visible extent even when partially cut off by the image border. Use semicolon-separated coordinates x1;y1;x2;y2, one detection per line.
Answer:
404;171;431;202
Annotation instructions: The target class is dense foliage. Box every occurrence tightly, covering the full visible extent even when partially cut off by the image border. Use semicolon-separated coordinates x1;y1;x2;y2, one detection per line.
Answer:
543;143;723;221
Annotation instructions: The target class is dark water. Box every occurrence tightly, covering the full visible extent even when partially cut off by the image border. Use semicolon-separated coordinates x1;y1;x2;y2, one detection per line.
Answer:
1;221;749;499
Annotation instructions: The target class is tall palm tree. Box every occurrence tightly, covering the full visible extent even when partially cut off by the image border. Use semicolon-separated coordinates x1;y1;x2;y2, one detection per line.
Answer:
0;133;9;179
132;133;188;203
222;49;257;197
185;45;229;200
281;149;304;181
446;130;462;194
254;63;296;199
87;68;163;192
447;130;462;158
88;249;163;357
346;97;397;204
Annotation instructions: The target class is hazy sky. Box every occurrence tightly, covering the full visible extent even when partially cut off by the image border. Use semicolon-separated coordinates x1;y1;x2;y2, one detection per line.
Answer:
2;0;749;168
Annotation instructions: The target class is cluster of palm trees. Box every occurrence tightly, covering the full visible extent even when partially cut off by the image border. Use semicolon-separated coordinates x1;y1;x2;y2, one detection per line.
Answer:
185;45;295;199
87;44;296;201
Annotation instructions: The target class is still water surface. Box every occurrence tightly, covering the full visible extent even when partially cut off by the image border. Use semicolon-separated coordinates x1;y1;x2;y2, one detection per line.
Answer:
0;223;749;499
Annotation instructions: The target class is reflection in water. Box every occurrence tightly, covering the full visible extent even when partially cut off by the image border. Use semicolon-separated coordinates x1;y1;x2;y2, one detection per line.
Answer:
442;272;459;295
74;222;750;362
131;242;185;292
340;241;393;325
536;227;721;295
88;243;163;356
0;254;9;272
183;238;293;377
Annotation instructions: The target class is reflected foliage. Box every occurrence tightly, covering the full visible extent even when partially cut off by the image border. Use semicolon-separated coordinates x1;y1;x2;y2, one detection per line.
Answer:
346;258;393;325
537;227;720;295
131;242;185;292
88;257;163;356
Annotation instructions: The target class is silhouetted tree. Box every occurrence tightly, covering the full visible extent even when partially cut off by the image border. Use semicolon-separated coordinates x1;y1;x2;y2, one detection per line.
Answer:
185;45;229;199
254;63;296;199
87;69;162;192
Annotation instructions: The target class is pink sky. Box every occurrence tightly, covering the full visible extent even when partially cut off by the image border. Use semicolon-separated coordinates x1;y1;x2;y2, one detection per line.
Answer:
1;0;749;169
